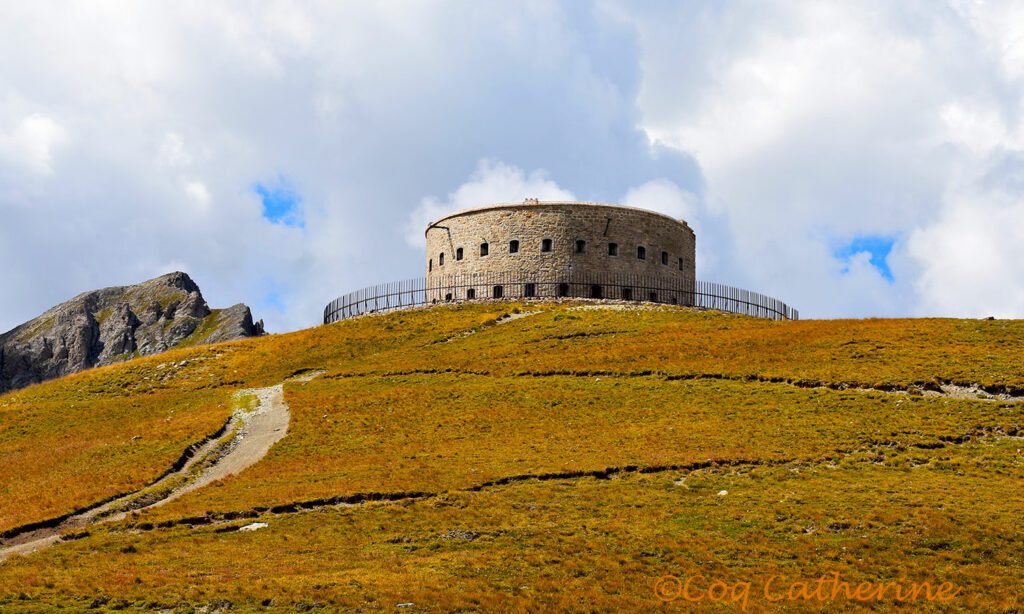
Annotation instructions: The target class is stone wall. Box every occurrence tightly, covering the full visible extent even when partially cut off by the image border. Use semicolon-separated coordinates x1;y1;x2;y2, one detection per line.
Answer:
424;201;696;303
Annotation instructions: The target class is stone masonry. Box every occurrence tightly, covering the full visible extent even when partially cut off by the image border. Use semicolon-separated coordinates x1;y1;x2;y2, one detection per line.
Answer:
424;201;696;304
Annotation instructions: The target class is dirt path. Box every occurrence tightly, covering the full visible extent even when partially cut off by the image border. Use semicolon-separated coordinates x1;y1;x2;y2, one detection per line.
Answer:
0;371;322;561
439;309;542;343
161;384;288;504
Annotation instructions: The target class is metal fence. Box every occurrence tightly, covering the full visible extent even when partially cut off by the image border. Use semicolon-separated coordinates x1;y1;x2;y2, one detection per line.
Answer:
324;272;798;323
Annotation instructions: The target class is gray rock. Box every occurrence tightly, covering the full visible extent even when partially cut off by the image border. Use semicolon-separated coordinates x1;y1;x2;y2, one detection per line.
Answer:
0;272;265;392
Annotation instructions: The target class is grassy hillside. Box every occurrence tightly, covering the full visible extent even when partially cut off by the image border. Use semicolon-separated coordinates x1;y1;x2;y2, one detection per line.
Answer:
0;302;1022;611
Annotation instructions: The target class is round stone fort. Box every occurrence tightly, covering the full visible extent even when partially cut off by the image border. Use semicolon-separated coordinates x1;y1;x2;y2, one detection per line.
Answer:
424;200;696;304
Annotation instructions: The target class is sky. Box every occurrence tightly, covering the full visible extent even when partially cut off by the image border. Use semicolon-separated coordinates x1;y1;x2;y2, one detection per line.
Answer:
2;1;1024;332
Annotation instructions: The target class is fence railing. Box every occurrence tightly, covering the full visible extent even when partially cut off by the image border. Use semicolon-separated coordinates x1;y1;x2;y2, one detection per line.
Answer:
323;272;798;323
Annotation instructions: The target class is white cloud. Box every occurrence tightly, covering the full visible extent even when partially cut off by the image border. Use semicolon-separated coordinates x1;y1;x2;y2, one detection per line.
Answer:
622;179;696;223
184;180;211;210
0;113;67;174
1;2;1023;331
1;2;688;332
158;133;192;169
404;159;575;248
907;172;1024;317
607;0;1024;317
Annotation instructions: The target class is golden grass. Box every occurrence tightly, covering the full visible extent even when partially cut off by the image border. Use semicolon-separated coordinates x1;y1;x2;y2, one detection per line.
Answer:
1;302;1024;610
1;438;1020;611
0;382;230;533
0;304;496;533
338;306;1024;390
142;374;1021;521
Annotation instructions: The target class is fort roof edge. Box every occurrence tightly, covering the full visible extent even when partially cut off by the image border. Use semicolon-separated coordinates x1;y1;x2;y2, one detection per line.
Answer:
425;201;694;236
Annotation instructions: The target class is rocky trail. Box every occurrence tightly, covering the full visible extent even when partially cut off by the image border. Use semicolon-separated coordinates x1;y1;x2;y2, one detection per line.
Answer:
0;371;322;561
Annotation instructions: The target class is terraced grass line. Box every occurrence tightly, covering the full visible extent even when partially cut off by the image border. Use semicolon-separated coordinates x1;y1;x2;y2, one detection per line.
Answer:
0;371;322;561
513;369;1024;400
118;457;794;535
326;366;1024;402
113;420;1024;538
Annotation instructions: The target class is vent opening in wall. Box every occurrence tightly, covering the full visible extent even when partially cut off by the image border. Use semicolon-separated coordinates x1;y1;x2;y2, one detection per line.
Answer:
480;243;489;257
467;288;476;300
637;246;646;260
509;240;519;253
524;282;536;297
456;247;464;261
608;242;618;256
575;240;586;254
493;285;503;298
541;238;553;252
557;283;569;297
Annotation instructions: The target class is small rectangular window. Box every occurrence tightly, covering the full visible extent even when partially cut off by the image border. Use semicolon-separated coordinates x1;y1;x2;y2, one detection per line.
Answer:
493;285;503;298
509;240;520;253
622;287;633;301
637;246;646;260
541;238;553;252
524;282;536;297
608;243;618;256
439;252;445;265
678;257;684;270
557;282;569;297
575;239;586;254
429;259;433;272
590;284;603;299
661;251;668;265
466;288;476;300
456;247;464;261
480;243;489;257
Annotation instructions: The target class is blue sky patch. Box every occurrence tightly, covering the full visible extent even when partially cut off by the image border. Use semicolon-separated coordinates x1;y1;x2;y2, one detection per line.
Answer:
255;177;303;227
835;236;896;282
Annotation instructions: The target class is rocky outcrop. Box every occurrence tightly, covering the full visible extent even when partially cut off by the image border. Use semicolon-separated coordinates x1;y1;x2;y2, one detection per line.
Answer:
0;272;264;393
